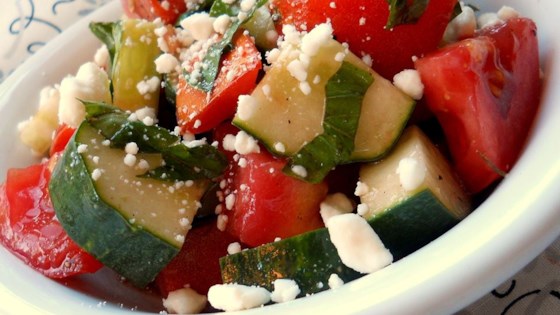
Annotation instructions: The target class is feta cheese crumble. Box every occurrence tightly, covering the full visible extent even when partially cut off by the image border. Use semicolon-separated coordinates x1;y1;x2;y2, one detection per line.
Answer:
327;213;393;274
207;283;271;312
58;62;111;127
328;273;344;289
393;69;424;101
270;279;301;303
162;287;207;315
396;157;426;191
320;193;354;225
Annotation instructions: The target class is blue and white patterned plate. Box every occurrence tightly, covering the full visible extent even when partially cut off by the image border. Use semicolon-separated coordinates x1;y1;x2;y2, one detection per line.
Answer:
0;0;111;83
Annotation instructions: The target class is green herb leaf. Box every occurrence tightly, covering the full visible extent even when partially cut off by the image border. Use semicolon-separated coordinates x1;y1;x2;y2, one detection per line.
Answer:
83;101;178;152
283;62;374;183
89;21;122;75
450;1;463;21
385;0;429;29
82;101;227;181
186;0;267;92
145;145;228;181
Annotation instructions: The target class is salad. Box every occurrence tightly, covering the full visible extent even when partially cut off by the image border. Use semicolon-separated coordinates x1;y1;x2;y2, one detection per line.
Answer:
0;0;542;313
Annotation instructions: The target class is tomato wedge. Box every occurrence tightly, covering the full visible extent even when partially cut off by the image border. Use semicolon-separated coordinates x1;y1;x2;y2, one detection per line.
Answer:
121;0;187;24
415;18;541;193
271;0;458;79
214;123;327;247
155;218;239;296
49;124;76;157
176;33;262;134
0;159;102;278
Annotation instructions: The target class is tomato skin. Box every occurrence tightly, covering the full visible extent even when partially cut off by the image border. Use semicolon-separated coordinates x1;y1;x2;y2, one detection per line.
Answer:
0;159;102;278
155;218;239;296
415;18;541;193
213;123;328;247
224;151;327;247
176;33;262;134
49;124;76;157
272;0;458;79
121;0;187;24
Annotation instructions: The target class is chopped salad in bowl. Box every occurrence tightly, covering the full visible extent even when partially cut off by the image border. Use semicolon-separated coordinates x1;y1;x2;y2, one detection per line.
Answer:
0;0;557;314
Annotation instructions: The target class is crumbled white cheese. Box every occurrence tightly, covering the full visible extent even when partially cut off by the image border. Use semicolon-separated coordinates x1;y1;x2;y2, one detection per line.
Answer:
217;214;228;231
240;0;256;12
137;159;150;170
327;213;393;274
162;287;207;315
237;94;259;121
125;142;139;155
290;165;307;178
227;242;242;255
136;76;161;95
234;131;260;155
328;273;344;289
354;181;369;197
213;14;232;34
270;279;301;303
497;6;520;21
222;134;237;152
287;59;308;82
91;168;103;181
134;107;157;122
361;54;373;67
320;193;354;226
207;283;271;312
443;2;476;43
93;45;109;68
477;12;501;29
77;144;88;154
274;142;286;153
356;203;370;217
58;62;111;127
300;23;334;57
393;69;424;101
396;157;426;191
155;53;179;74
180;12;216;41
225;193;236;210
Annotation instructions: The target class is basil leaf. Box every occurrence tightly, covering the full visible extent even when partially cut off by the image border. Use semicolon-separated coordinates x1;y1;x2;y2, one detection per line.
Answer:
385;0;429;29
82;101;227;181
89;21;121;74
450;1;463;21
283;62;374;183
145;145;228;181
83;101;178;152
186;0;267;92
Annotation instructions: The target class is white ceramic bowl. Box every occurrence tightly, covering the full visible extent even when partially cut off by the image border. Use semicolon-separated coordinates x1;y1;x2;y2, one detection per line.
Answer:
1;0;559;314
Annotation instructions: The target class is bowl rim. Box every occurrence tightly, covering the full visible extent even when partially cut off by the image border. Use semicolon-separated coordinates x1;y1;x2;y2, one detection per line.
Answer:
0;0;559;314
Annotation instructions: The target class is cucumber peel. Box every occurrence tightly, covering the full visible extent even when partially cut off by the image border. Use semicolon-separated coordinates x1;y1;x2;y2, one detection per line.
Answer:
283;61;374;183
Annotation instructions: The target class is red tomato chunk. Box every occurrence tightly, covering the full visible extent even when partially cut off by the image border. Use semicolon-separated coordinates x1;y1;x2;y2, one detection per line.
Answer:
0;159;102;278
415;18;541;193
272;0;458;79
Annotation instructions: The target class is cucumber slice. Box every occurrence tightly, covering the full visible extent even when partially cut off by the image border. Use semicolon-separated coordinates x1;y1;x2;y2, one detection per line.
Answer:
346;53;416;162
232;38;415;162
358;126;471;220
112;19;161;111
233;38;345;155
49;122;207;287
220;126;471;296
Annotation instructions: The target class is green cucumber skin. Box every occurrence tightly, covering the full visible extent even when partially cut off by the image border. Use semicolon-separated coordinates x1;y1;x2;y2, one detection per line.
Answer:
221;228;362;295
370;189;461;260
220;189;461;294
49;124;178;287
